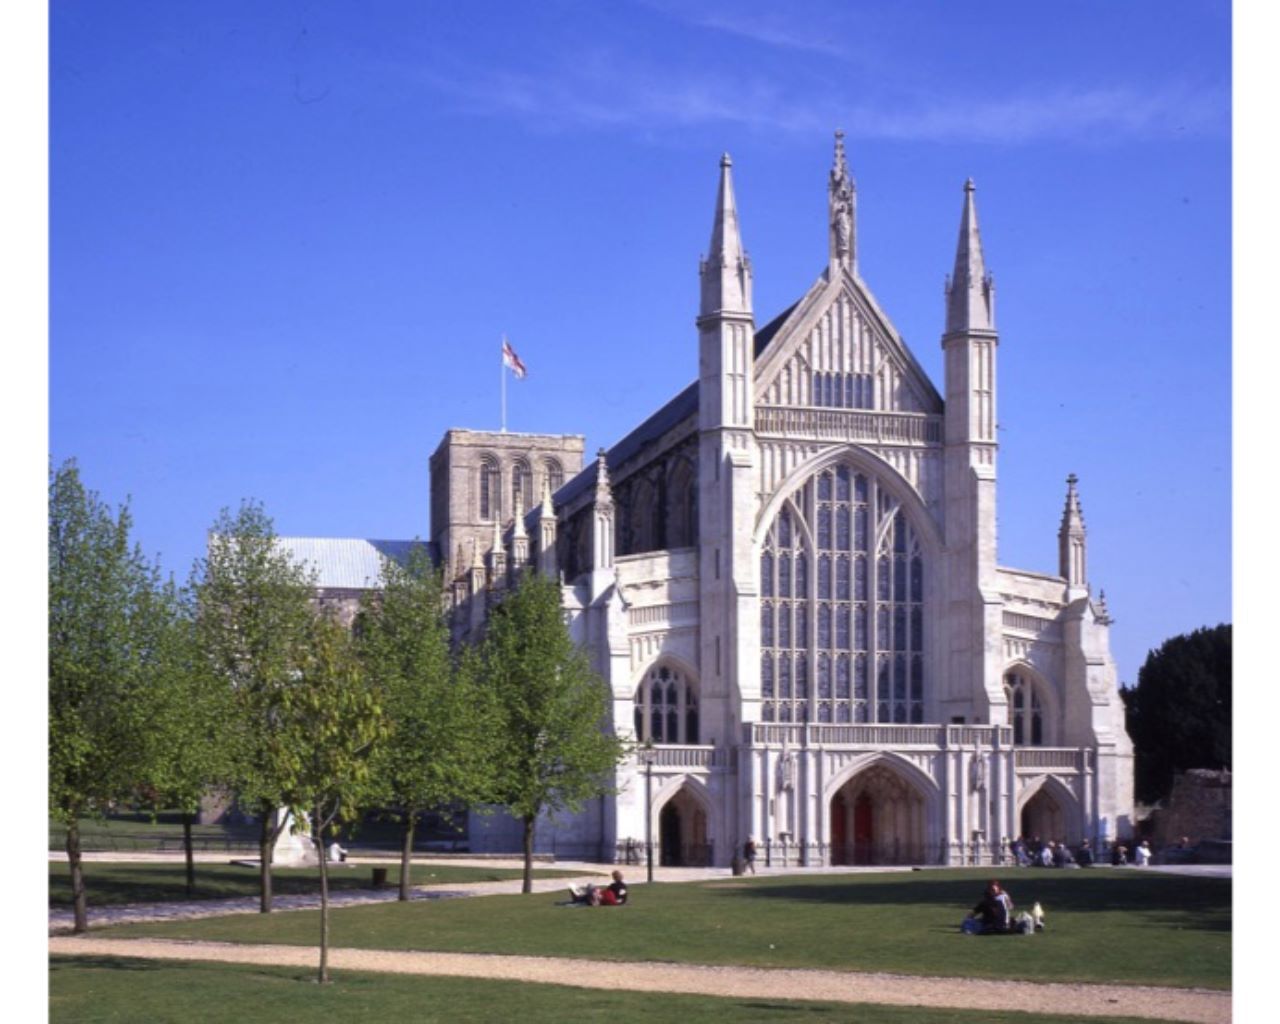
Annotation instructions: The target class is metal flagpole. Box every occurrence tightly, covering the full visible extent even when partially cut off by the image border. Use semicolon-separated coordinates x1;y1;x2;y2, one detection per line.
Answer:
501;334;507;433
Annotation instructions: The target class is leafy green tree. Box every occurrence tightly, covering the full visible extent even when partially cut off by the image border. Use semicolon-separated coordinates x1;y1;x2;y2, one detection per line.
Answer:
289;612;387;984
195;501;316;913
478;571;626;892
49;461;170;932
1123;624;1232;804
138;576;232;897
359;546;492;900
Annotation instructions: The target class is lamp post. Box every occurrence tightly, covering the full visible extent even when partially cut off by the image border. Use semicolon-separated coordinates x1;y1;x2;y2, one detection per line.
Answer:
640;739;656;883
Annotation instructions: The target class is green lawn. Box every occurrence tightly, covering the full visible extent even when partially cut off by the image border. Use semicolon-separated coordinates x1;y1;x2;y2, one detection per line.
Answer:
50;861;596;907
104;868;1230;990
48;956;1160;1024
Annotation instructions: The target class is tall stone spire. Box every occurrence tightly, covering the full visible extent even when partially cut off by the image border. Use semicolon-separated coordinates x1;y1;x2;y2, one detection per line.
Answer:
486;517;506;580
828;129;856;272
510;500;529;567
699;153;752;318
1058;473;1087;594
945;179;995;335
590;448;616;599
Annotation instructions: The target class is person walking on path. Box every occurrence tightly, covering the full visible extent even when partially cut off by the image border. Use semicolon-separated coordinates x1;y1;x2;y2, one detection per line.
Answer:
743;837;757;875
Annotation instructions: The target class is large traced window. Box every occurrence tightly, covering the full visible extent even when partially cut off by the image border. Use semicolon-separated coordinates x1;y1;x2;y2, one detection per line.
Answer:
761;464;925;724
1004;671;1047;746
633;664;699;744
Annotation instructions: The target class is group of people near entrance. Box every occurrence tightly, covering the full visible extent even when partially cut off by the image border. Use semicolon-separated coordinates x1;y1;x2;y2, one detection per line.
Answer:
1011;835;1153;868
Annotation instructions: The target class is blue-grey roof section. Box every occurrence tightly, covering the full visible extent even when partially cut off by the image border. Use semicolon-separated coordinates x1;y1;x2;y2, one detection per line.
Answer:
275;537;430;590
553;303;800;510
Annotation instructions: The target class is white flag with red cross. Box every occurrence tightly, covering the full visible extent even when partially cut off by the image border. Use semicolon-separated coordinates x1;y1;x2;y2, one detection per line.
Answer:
502;336;527;379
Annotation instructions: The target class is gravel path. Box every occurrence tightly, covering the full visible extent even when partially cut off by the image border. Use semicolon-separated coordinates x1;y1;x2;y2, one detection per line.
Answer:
49;935;1231;1024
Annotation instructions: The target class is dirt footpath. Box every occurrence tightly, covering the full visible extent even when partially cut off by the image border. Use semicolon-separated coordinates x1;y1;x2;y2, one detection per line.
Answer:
49;936;1230;1024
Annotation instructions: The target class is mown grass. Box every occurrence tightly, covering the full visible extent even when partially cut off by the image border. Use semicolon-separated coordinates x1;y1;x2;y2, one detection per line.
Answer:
50;861;595;907
106;868;1231;989
48;956;1162;1024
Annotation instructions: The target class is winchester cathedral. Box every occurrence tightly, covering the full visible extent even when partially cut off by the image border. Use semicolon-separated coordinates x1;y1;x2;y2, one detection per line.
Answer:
284;135;1134;867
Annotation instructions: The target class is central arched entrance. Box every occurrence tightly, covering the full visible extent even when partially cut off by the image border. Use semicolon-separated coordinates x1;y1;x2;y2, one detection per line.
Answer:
829;762;927;865
658;785;711;866
1021;785;1072;844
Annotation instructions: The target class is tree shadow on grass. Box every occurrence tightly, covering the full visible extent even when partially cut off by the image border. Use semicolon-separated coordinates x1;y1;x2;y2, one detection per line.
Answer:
50;955;164;973
715;871;1232;933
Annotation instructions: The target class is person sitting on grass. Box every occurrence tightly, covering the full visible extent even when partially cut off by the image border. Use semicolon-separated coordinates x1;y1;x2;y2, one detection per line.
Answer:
964;880;1014;934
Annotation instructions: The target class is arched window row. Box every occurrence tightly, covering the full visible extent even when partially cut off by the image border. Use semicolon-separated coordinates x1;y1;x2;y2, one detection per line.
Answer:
634;664;699;744
760;465;925;724
812;371;874;410
479;455;565;522
1003;671;1047;746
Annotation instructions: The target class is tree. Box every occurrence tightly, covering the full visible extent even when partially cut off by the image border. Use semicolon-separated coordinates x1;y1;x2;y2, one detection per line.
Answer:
195;500;317;913
1123;624;1231;805
289;612;387;984
49;461;170;932
358;546;492;900
478;571;626;892
138;576;232;897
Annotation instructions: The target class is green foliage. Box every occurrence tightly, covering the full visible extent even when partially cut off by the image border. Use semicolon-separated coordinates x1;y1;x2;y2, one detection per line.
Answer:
359;545;491;819
290;612;387;832
478;571;626;868
48;461;168;825
1123;623;1232;804
138;577;232;817
195;501;317;815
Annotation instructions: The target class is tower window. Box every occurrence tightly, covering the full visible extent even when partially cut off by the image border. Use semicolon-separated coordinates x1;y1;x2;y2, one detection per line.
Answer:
479;458;500;521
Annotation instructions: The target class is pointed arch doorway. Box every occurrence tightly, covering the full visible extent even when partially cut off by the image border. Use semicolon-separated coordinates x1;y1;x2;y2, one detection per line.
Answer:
658;785;711;866
1021;787;1066;844
830;763;927;865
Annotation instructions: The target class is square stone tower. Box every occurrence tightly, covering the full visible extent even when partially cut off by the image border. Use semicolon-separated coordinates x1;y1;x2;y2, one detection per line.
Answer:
430;429;585;578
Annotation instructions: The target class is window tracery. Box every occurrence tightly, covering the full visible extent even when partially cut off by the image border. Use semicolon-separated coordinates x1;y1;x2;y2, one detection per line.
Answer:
760;465;925;724
633;664;699;744
1003;671;1047;746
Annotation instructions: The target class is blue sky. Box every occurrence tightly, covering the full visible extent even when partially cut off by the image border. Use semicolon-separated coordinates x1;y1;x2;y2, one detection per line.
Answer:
48;0;1231;686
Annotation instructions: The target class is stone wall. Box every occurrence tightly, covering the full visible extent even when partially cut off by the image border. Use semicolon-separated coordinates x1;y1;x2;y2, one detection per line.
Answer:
1152;768;1232;845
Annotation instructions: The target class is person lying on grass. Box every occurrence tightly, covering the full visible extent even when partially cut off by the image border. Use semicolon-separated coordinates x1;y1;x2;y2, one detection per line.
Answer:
568;870;629;906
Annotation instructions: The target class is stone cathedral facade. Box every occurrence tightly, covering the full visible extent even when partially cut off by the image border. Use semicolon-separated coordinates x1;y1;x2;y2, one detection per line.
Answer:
291;136;1134;867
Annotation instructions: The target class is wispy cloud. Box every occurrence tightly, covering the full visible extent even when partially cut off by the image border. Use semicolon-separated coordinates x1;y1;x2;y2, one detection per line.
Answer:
634;0;865;60
399;49;1227;146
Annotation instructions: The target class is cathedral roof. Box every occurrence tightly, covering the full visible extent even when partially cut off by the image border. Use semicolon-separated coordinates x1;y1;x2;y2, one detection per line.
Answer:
553;302;799;511
274;537;433;590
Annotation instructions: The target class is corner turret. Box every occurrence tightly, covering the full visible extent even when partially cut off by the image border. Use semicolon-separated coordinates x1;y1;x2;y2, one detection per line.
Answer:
1059;473;1088;598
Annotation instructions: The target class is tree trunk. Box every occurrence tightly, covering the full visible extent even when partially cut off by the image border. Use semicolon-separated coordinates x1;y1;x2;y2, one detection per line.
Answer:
182;812;196;897
258;806;274;914
399;814;416;902
521;814;535;894
315;808;330;984
66;820;88;934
